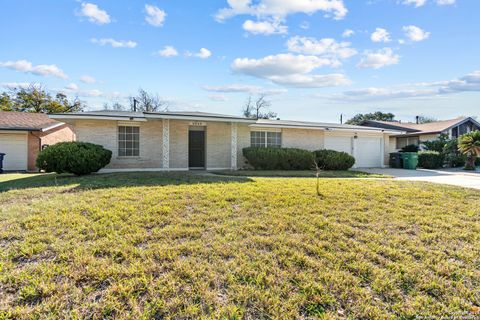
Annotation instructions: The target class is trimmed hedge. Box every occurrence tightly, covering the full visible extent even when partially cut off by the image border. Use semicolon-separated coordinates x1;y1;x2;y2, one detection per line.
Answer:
242;147;314;170
313;149;355;170
418;151;444;169
36;142;112;175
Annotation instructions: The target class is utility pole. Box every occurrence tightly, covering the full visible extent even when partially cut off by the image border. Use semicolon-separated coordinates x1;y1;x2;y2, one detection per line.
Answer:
340;113;343;124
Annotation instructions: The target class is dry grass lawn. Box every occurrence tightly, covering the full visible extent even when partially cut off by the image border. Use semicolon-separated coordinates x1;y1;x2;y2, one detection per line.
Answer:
0;172;479;319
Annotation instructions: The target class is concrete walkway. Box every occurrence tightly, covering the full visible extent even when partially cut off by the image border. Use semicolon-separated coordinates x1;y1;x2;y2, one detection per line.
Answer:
359;168;480;190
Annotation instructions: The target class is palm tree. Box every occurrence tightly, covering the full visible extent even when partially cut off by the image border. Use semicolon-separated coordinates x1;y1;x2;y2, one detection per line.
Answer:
458;131;480;170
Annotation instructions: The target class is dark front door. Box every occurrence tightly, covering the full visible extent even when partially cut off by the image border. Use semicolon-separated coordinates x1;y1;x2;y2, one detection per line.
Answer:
189;130;205;168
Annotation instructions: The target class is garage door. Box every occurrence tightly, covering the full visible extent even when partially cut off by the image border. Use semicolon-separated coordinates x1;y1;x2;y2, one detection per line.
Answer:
355;137;382;168
324;136;352;155
0;133;28;171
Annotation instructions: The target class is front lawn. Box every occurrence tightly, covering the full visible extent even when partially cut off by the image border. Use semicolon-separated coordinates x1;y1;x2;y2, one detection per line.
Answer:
0;173;479;318
212;170;388;178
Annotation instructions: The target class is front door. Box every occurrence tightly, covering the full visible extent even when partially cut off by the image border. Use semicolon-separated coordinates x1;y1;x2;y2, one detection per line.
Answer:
188;130;205;169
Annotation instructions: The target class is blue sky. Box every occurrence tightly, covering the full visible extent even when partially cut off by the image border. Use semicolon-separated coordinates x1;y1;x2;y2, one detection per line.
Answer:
1;0;479;122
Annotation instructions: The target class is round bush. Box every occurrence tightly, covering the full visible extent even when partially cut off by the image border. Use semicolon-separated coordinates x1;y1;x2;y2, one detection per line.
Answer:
418;151;444;169
243;147;314;170
36;142;112;175
313;149;355;170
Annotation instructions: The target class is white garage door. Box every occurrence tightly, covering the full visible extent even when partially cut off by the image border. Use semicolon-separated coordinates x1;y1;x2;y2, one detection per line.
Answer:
355;137;382;168
0;133;28;171
324;136;352;155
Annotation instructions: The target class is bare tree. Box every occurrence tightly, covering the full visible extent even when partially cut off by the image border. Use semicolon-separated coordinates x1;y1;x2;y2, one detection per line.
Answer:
242;94;277;119
129;88;169;112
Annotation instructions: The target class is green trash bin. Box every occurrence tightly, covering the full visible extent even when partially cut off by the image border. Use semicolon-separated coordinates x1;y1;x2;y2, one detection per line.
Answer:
401;152;418;170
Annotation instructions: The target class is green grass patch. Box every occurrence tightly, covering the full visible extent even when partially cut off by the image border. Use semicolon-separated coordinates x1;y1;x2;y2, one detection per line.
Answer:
211;170;388;178
0;172;479;318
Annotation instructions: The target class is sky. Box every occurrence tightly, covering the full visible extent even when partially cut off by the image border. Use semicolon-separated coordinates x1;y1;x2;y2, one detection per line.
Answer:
0;0;479;123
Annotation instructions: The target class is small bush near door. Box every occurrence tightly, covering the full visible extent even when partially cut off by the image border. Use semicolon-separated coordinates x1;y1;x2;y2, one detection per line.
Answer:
36;142;112;175
243;147;314;170
313;150;355;170
418;151;444;169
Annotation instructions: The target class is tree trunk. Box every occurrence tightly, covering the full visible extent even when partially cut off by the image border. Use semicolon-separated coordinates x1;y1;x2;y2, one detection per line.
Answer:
464;154;476;170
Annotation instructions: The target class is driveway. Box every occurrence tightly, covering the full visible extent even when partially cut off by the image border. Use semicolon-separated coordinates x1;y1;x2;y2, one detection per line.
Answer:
359;168;480;190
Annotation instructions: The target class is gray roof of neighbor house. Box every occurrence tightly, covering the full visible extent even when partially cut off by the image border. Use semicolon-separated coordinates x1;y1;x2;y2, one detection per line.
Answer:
361;117;480;135
0;111;64;131
49;110;403;133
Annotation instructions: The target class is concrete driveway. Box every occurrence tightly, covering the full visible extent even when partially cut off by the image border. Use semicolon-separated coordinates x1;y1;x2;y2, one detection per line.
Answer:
359;168;480;190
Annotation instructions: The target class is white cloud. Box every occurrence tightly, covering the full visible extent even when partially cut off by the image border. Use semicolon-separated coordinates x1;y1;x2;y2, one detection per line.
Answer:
0;59;68;79
65;83;79;91
78;2;111;24
436;0;455;5
91;38;137;48
357;48;399;69
145;4;166;27
187;48;212;59
300;21;310;29
1;82;31;90
342;29;354;38
242;19;287;35
370;28;391;43
403;25;430;42
215;0;348;21
231;53;350;88
322;70;480;102
402;0;427;7
208;94;229;102
80;75;97;84
157;46;178;57
203;84;287;95
286;36;357;65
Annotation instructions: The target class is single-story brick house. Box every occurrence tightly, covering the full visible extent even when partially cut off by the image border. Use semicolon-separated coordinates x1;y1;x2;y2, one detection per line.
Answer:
50;110;402;171
0;112;75;171
360;116;480;151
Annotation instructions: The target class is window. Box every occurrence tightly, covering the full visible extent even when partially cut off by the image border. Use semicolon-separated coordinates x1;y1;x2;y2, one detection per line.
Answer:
118;126;140;157
396;136;419;149
250;131;282;148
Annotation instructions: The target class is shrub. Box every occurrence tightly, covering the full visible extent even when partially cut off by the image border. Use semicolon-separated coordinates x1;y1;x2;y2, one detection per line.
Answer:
422;134;449;153
401;144;419;152
36;142;112;175
443;139;465;167
418;151;444;169
242;147;314;170
313;149;355;170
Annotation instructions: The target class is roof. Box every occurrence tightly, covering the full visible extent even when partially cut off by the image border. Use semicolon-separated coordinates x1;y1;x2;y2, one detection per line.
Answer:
254;119;396;132
361;117;478;134
0;111;63;131
49;110;402;133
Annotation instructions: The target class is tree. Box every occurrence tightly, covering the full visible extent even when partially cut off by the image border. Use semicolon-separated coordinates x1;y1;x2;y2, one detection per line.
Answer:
129;88;169;112
103;102;126;111
458;131;480;170
0;84;84;113
242;94;277;119
345;111;395;125
417;115;437;124
0;93;13;111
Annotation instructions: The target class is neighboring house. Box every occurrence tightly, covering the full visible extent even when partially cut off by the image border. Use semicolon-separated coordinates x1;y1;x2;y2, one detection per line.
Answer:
50;110;402;171
0;112;75;171
360;116;480;151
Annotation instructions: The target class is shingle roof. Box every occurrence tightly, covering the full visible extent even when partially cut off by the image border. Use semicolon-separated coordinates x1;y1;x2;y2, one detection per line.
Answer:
255;119;390;131
363;117;470;133
0;112;62;131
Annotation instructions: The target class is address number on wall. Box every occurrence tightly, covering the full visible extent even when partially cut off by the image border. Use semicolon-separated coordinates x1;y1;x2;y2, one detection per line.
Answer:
189;121;206;126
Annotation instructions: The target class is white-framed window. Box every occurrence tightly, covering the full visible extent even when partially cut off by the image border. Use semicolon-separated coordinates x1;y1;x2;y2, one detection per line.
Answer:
118;126;140;157
250;131;282;148
396;136;419;149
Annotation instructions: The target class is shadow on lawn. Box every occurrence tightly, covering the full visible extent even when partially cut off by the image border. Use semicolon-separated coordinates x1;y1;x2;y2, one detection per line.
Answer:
0;172;253;193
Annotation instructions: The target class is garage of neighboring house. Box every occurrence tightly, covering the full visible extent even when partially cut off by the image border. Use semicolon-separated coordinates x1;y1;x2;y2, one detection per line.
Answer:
324;132;385;168
0;112;75;172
